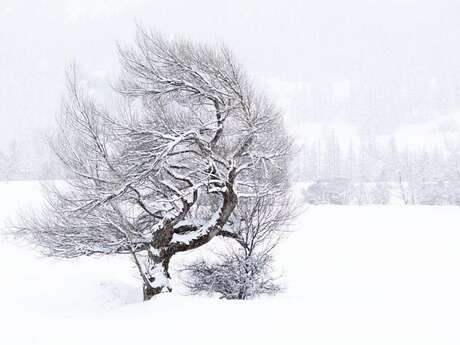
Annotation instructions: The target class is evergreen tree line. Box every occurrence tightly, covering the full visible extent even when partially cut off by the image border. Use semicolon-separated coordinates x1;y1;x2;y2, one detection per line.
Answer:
294;131;460;205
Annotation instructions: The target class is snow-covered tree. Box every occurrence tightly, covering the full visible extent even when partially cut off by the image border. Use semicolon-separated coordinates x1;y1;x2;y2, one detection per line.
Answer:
345;140;357;181
369;181;390;204
14;29;292;301
385;136;400;182
324;131;342;178
0;140;24;181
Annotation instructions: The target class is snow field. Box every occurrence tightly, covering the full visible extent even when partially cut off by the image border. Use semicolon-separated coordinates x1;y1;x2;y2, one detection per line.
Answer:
1;181;460;344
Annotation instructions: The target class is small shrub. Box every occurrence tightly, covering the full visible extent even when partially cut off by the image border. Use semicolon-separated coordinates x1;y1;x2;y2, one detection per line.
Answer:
182;252;281;300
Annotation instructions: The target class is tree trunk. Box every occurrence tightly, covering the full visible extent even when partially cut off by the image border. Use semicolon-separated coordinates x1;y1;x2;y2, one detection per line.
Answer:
143;259;172;301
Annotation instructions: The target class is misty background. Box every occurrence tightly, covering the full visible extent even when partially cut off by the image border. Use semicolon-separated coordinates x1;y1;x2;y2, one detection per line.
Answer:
2;0;460;190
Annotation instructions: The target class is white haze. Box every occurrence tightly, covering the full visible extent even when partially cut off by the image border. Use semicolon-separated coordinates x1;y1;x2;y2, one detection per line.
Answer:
2;0;460;146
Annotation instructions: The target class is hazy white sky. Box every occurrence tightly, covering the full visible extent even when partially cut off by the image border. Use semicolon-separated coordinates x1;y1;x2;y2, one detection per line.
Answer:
1;0;460;145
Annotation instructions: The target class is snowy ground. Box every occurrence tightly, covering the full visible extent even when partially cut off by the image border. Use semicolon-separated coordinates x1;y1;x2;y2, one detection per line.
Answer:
1;181;460;344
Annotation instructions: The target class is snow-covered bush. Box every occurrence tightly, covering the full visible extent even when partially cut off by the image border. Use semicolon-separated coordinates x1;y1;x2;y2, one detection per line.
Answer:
352;182;370;205
415;181;449;205
368;182;390;204
304;178;354;205
182;252;280;300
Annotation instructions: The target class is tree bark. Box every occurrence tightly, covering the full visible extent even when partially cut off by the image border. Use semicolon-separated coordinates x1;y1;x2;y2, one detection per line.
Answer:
143;258;172;301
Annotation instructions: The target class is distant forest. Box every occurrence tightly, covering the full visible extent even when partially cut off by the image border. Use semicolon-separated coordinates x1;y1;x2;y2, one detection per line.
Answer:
293;129;460;205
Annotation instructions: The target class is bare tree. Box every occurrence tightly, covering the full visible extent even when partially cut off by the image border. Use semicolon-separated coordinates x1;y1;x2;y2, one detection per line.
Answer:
15;29;292;301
